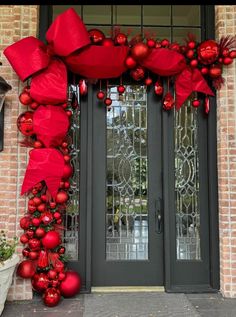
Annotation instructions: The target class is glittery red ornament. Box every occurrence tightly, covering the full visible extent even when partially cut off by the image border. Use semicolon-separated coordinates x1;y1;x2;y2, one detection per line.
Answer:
197;40;219;65
104;97;112;106
28;238;41;251
192;99;200;107
20;216;31;230
49;201;57;209
88;28;105;44
43;288;61;307
17;260;36;278
58;272;66;281
117;85;125;94
114;33;127;46
97;91;105;100
19;92;33;105
131;42;149;61
154;81;163;96
130;66;145;81
41;212;54;225
59;271;81;298
78;79;88;96
125;56;137;69
163;92;175;111
17;111;34;136
56;191;69;204
32;273;49;293
42;231;61;249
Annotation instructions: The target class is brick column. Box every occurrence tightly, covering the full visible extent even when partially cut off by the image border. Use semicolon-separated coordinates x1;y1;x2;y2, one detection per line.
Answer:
215;5;236;298
0;5;39;300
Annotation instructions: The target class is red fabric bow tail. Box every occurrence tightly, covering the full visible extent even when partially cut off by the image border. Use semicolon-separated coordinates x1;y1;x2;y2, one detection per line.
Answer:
37;250;49;268
21;148;65;198
175;68;214;111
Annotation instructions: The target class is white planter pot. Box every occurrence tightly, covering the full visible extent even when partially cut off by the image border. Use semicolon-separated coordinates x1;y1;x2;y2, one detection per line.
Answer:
0;254;20;316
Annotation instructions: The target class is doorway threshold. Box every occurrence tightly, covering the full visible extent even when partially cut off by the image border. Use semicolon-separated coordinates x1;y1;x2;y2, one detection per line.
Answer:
91;286;165;293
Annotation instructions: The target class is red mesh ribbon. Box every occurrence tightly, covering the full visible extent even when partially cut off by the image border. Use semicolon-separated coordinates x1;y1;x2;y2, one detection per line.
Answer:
21;149;65;198
33;105;69;148
175;68;214;110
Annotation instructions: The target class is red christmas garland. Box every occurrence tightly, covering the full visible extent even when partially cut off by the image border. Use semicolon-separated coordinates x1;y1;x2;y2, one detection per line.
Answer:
3;7;236;307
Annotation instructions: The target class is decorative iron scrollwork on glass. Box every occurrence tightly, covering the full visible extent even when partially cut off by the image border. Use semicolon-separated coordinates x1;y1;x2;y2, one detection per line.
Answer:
174;96;201;260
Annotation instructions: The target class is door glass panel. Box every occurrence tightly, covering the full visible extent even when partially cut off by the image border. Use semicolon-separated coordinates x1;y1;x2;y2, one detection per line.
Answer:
173;28;201;44
172;5;200;26
115;6;141;25
143;5;171;25
83;5;111;24
106;85;148;261
52;5;81;20
174;96;201;260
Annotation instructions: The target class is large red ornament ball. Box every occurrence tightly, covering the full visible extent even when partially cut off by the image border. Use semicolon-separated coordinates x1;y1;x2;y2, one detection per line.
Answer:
56;190;69;204
197;40;219;65
17;111;34;136
59;271;81;298
42;231;61;249
131;42;149;61
88;28;105;44
130;66;145;81
43;288;61;307
17;260;36;278
32;273;49;293
20;216;31;230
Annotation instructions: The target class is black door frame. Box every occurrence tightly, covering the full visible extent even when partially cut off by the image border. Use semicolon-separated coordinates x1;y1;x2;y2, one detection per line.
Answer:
39;5;219;293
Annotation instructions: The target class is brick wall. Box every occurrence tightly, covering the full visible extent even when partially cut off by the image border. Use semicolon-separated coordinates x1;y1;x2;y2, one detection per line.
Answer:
0;5;38;300
215;5;236;298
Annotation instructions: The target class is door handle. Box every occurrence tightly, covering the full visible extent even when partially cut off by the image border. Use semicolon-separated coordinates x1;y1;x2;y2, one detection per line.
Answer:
155;198;163;234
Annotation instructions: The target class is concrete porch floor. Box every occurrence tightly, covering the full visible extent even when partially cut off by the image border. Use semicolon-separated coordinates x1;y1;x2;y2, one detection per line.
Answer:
1;292;236;317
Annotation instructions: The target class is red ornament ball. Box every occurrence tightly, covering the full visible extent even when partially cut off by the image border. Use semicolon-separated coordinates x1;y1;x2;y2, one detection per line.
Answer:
186;49;194;59
22;247;30;258
30;101;39;110
229;50;236;59
56;190;69;204
42;231;61;249
146;38;156;48
31;217;41;227
190;59;198;68
62;164;73;180
17;260;36;278
223;57;233;65
145;77;153;86
41;211;54;225
88;28;105;44
201;67;209;75
209;65;222;78
17;111;34;136
79;79;88;96
197;40;219;65
161;39;169;47
125;56;137;69
28;238;41;251
192;99;200;108
20;216;31;230
32;273;49;293
154;82;164;96
97;91;105;100
114;33;127;46
188;41;196;49
28;251;39;260
43;288;61;307
130;66;145;81
117;85;125;94
19;92;33;105
20;233;29;244
59;271;81;298
35;227;46;238
104;97;112;107
131;42;149;61
102;38;114;47
48;269;57;280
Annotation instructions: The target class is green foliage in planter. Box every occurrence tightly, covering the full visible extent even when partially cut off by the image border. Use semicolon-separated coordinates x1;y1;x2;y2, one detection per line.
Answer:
0;230;18;264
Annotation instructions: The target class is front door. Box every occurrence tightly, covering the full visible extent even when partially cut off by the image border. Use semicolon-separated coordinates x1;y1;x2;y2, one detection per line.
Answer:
92;83;163;286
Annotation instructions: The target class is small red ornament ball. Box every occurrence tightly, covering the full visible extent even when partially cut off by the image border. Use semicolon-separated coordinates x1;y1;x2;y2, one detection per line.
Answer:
161;39;169;47
131;42;149;61
229;50;236;59
117;85;125;94
102;38;114;47
43;288;61;307
56;190;69;204
97;91;105;100
42;231;61;249
223;57;233;65
104;97;112;107
125;56;137;69
154;82;164;96
17;111;34;136
59;271;81;298
32;273;50;293
145;77;153;86
201;67;209;75
20;216;31;230
28;238;41;251
17;260;36;278
190;59;198;68
88;28;105;44
130;67;145;81
209;65;222;78
19;92;33;105
197;40;219;65
114;33;127;46
192;99;200;108
35;227;45;238
20;233;29;244
146;38;156;48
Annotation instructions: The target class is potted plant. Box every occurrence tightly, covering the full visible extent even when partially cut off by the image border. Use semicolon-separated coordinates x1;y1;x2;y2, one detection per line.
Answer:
0;230;19;315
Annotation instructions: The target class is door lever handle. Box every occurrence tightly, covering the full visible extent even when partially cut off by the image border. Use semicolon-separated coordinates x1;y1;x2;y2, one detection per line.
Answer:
155;198;163;234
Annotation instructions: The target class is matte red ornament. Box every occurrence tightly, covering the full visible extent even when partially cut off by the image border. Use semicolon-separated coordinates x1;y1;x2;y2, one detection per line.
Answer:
125;56;137;69
41;212;54;225
163;92;175;111
33;105;69;148
161;39;169;47
31;217;41;227
62;164;73;180
56;191;69;204
20;234;29;244
209;65;222;78
58;272;66;281
190;59;198;68
186;49;194;59
104;98;112;107
192;99;200;107
42;231;61;249
43;288;61;307
30;101;39;110
35;227;46;238
188;41;196;49
117;85;125;94
223;57;233;65
17;111;34;136
229;50;236;59
37;203;46;213
33;197;41;206
32;273;49;293
146;39;156;48
102;38;114;47
131;42;149;61
59;271;81;298
197;40;219;65
19;92;33;105
130;66;145;81
114;33;127;46
53;212;61;220
154;81;164;96
48;269;57;280
88;28;105;44
50;201;57;209
38;250;49;268
28;251;39;260
20;216;31;230
78;79;88;96
17;260;36;278
97;91;105;100
201;67;209;75
28;238;41;251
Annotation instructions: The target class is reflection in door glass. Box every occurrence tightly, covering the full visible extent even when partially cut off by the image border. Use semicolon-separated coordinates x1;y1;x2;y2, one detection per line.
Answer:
106;85;148;261
174;95;201;260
